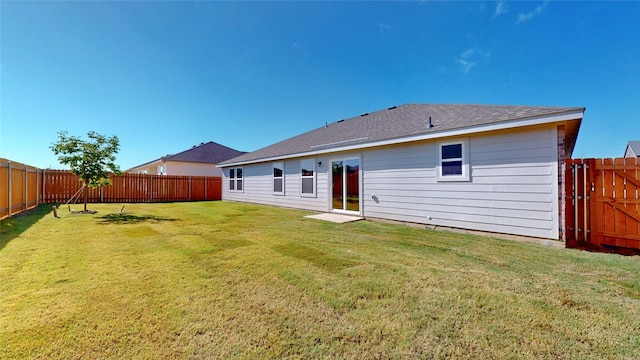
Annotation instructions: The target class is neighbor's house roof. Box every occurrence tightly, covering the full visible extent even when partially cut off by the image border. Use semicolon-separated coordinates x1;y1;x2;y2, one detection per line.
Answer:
129;141;246;170
625;141;640;158
219;103;584;167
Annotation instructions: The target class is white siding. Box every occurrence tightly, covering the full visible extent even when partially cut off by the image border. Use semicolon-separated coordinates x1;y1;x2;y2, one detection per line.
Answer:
222;126;560;240
223;157;329;212
362;127;559;239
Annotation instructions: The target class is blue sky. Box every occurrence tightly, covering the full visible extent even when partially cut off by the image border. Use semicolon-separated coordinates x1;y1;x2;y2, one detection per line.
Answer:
1;1;638;170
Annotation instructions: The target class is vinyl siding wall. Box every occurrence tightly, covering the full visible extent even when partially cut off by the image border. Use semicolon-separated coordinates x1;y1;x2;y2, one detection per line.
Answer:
223;158;329;212
363;127;559;239
222;126;560;239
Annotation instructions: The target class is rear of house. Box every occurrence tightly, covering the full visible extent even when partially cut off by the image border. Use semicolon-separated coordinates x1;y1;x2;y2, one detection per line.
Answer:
219;104;583;240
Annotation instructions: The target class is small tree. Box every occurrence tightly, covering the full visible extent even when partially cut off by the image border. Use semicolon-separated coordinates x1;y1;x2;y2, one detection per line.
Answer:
50;131;121;212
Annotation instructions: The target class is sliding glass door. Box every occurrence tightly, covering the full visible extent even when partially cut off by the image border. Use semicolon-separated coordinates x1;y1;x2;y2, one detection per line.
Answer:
331;158;360;213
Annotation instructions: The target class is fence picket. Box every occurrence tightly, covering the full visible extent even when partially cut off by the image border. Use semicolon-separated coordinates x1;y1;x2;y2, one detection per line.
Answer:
567;157;640;253
1;158;223;219
0;158;44;219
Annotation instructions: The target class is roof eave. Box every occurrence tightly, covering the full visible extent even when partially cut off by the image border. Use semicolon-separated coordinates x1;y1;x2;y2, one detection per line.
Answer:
126;158;164;172
218;109;585;167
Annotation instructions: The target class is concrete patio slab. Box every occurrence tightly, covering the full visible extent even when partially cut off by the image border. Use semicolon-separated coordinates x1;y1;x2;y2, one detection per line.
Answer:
304;213;364;224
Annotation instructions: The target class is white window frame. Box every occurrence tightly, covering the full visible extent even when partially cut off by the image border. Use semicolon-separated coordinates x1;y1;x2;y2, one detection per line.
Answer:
229;167;244;192
273;161;284;195
436;138;470;182
300;158;316;197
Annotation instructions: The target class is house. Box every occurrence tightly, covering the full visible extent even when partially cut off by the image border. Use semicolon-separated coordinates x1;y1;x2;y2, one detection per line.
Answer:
128;141;246;176
218;104;584;240
624;141;640;158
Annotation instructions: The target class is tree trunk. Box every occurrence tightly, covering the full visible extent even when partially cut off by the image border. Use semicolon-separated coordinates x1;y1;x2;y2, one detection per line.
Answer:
83;182;88;212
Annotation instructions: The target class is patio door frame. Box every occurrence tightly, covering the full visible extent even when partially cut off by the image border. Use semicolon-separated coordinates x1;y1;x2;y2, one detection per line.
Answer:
329;154;362;216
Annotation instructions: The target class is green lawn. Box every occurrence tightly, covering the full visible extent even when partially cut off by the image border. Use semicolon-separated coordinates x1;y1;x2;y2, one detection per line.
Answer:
1;202;639;359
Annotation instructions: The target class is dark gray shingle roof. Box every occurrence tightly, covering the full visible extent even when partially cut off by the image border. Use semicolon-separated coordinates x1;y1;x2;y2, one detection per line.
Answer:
163;141;246;164
130;141;246;170
220;103;583;166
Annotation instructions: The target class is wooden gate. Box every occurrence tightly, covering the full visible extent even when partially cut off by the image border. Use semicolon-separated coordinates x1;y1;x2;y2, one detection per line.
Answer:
566;158;640;252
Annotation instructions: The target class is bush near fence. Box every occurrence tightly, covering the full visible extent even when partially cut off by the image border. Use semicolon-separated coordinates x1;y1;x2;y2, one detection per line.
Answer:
1;158;222;219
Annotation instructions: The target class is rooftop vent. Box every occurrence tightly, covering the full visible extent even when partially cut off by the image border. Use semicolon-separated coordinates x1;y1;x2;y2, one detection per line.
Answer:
387;106;397;110
360;113;369;117
428;116;434;129
337;119;345;123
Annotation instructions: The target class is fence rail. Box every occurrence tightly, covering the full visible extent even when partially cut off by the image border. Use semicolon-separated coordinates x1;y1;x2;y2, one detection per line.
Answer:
43;171;222;204
1;158;222;219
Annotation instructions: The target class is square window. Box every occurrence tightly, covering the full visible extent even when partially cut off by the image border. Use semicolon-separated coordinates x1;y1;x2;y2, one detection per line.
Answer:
442;144;462;159
442;160;463;176
437;139;469;181
229;167;243;192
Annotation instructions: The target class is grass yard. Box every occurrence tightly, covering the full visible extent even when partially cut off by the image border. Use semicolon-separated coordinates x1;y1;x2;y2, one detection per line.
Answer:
1;202;639;359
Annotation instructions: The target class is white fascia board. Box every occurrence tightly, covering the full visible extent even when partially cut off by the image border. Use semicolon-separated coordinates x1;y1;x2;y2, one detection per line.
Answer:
219;110;584;167
125;158;164;172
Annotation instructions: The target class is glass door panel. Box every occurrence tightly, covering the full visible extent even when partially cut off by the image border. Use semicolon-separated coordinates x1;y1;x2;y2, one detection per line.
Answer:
345;159;359;212
332;161;343;211
331;158;360;213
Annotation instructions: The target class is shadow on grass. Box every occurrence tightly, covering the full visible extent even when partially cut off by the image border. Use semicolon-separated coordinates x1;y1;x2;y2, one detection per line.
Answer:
97;213;179;224
0;205;53;252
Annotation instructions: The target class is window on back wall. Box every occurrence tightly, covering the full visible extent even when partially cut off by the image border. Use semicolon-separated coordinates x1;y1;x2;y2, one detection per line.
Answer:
273;162;284;195
229;167;243;192
437;139;470;181
300;158;316;197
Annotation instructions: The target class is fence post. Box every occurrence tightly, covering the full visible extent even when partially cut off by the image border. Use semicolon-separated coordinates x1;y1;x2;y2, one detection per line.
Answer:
573;161;579;241
36;168;39;205
150;175;153;202
8;161;12;217
42;169;46;204
24;164;28;212
204;177;207;200
189;176;192;201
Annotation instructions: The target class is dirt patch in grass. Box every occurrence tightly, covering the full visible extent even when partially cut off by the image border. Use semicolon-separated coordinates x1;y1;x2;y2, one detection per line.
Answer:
274;243;359;274
97;213;178;224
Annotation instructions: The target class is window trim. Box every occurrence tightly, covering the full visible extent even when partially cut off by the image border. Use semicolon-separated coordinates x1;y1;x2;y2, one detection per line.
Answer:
273;161;284;195
229;167;244;192
300;158;316;197
436;138;470;182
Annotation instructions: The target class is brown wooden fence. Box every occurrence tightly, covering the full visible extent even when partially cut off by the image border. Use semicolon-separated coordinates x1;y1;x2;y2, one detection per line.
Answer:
1;158;222;220
566;158;640;252
0;158;43;219
43;171;222;204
